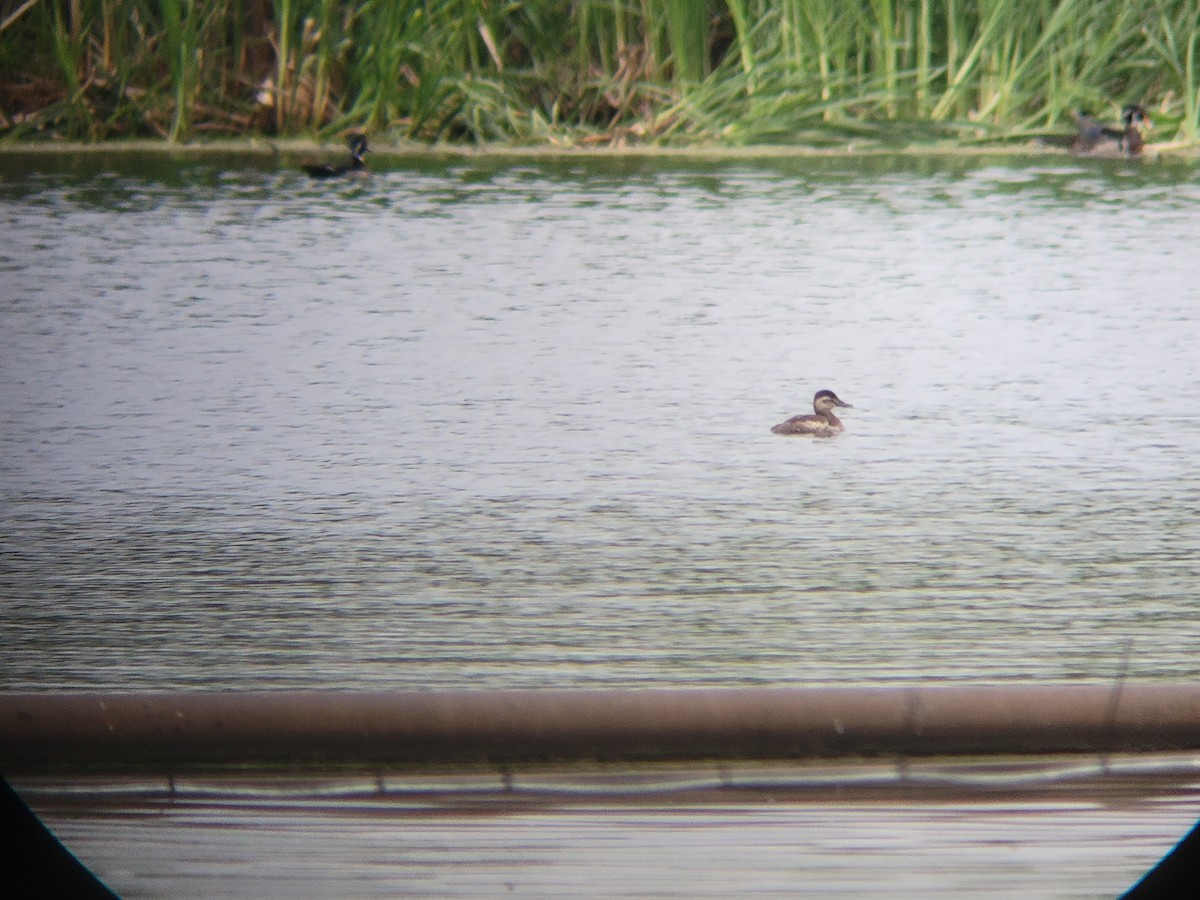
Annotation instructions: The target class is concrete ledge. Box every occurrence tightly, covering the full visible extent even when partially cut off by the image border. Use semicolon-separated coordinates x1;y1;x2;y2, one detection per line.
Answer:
2;685;1199;771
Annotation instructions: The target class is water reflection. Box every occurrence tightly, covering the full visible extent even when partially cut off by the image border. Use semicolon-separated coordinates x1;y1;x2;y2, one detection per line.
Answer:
2;154;1199;689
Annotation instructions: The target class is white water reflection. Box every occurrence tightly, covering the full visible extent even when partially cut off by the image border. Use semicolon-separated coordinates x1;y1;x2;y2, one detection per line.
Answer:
2;156;1199;688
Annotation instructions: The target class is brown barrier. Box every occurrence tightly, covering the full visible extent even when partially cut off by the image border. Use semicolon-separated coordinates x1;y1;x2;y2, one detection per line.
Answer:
2;685;1199;771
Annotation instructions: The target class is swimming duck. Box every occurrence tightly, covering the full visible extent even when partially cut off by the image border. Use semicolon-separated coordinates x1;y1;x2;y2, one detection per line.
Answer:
1071;105;1150;156
302;133;369;178
771;390;853;437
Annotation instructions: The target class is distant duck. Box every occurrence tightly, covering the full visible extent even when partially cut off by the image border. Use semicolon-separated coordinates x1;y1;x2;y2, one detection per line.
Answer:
1071;105;1150;156
302;133;369;179
771;390;853;437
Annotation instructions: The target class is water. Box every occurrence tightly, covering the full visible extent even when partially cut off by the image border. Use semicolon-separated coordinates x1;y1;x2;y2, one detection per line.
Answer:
3;152;1200;690
29;791;1200;899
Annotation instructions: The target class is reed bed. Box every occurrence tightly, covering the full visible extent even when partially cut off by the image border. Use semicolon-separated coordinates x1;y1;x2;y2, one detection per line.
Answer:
2;0;1198;146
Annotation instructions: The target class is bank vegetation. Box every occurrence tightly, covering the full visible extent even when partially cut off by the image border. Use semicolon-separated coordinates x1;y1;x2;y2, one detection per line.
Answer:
2;0;1199;147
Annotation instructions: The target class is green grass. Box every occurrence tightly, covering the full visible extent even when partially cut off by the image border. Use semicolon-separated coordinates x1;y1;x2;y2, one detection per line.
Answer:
2;0;1199;146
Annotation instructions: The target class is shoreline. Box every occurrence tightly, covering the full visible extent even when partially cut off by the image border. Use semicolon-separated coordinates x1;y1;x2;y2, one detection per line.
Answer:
0;136;1197;160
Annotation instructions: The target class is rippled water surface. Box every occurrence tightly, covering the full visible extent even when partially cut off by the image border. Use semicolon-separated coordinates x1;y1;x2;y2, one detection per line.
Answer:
3;152;1199;690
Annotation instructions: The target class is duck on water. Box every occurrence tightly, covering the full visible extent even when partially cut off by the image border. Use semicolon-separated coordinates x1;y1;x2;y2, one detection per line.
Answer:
1071;104;1150;156
771;390;853;437
302;133;370;179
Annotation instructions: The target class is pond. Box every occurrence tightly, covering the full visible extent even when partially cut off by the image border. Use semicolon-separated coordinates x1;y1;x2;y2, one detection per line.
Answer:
2;150;1199;691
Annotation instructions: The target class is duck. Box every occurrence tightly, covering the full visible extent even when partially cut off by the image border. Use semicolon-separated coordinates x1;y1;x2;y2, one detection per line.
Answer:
771;389;853;437
1071;104;1150;156
302;133;369;179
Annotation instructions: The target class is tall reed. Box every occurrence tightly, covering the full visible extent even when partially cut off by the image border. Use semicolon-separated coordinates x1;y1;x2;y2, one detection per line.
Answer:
2;0;1198;146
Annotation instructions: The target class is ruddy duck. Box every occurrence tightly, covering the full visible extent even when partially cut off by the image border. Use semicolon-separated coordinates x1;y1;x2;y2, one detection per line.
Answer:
1071;105;1149;156
302;133;369;178
771;389;853;437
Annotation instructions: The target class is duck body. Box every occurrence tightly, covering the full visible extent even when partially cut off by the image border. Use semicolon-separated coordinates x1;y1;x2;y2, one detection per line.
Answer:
302;133;370;178
1071;105;1149;156
771;389;853;437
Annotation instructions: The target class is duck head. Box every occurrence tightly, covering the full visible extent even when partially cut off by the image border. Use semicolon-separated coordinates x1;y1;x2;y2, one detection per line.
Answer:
813;389;852;414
